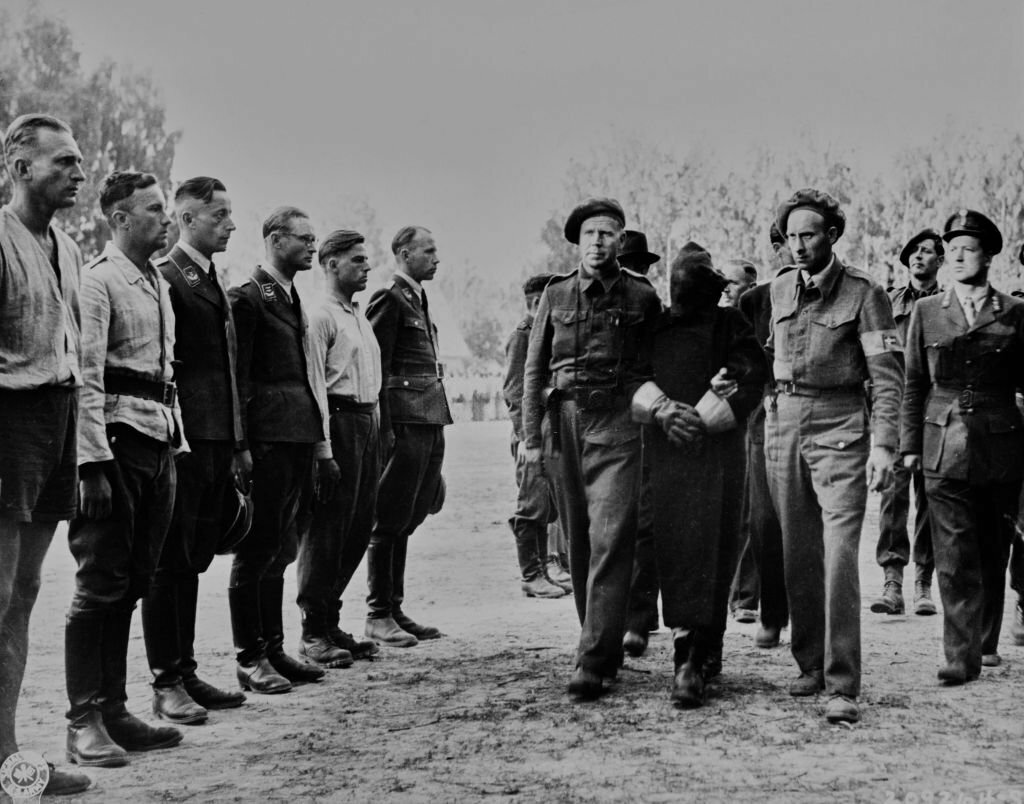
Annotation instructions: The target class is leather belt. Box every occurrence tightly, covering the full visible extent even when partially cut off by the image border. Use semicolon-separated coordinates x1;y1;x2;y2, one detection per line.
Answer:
392;360;445;379
932;386;1014;411
104;373;177;407
774;381;863;398
560;386;628;412
327;395;376;414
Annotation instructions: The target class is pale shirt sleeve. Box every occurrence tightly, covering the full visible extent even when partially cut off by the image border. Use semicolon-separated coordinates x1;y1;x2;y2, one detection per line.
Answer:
78;268;114;464
309;304;335;461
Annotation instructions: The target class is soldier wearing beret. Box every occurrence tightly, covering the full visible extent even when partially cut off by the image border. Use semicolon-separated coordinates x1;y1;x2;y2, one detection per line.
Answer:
901;209;1024;684
870;229;942;619
364;226;452;647
228;206;328;694
617;230;662;658
522;198;662;700
142;177;246;726
504;273;568;600
765;189;904;724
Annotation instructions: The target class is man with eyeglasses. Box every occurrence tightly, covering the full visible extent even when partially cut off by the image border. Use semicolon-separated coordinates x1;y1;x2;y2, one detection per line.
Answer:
227;207;331;693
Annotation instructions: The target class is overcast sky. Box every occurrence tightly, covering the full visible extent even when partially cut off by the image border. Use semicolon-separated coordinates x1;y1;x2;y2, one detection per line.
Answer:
29;0;1024;282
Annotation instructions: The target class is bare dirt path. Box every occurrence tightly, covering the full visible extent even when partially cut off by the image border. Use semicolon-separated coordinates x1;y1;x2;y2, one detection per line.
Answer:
14;421;1024;803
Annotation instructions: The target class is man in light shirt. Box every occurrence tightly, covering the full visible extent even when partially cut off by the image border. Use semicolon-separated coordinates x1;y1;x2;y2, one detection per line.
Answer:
66;171;186;767
297;229;382;666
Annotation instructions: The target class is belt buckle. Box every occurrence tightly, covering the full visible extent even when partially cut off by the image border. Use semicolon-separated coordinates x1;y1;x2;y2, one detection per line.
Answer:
777;381;795;395
161;382;177;407
958;389;974;410
435;361;445;379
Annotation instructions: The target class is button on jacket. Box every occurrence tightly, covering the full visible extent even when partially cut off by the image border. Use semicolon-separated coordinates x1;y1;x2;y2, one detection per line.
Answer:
229;267;323;446
901;287;1024;483
769;257;904;448
156;244;242;445
78;242;185;464
522;267;661;449
0;205;83;389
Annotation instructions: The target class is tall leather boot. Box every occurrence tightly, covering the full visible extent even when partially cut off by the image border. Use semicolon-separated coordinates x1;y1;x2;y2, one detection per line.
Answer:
671;629;707;709
365;537;394;620
514;522;564;599
230;584;290;694
177;574;245;708
262;577;324;683
392;535;441;639
65;611;128;767
100;606;183;752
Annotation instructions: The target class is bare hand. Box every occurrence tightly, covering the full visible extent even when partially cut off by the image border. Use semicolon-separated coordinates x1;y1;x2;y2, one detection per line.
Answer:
381;429;396;457
903;453;922;472
314;458;341;503
710;367;738;400
233;450;253;488
866;446;894;492
80;471;113;520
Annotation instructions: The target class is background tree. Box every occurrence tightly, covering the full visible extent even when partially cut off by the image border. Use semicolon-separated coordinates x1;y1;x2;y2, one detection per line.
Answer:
0;4;180;258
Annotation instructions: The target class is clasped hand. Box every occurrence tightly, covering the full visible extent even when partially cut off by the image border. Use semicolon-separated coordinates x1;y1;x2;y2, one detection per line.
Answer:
654;400;706;448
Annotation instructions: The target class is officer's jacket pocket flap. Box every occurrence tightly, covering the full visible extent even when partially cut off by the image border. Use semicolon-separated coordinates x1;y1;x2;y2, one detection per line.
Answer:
811;429;867;450
923;404;951;427
553;309;589;325
583;425;639;447
386;376;435;392
402;318;428;331
987;411;1022;434
812;304;859;329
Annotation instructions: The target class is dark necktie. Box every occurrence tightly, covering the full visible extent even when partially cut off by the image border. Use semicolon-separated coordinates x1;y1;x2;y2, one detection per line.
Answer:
420;291;437;352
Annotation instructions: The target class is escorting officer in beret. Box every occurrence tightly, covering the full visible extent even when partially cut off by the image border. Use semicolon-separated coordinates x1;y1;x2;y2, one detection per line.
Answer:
365;226;452;646
141;177;246;726
0;113;91;795
66;171;186;767
522;198;661;700
633;242;768;707
732;223;792;651
870;229;942;618
504;273;568;600
296;230;382;666
766;189;903;724
617;230;662;658
227;206;328;693
902;209;1024;684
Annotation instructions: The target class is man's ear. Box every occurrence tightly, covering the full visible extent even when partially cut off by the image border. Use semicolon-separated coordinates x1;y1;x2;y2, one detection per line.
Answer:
827;226;839;245
10;155;32;182
110;209;129;230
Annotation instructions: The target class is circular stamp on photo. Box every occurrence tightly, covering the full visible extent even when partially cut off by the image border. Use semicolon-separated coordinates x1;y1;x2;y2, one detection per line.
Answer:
0;751;49;802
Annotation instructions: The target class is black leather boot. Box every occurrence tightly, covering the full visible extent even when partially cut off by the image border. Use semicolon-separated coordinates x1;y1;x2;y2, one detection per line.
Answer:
181;575;246;708
141;571;181;689
671;630;707;709
262;577;324;683
100;607;183;752
392;537;441;639
230;583;290;694
365;537;394;619
65;611;128;768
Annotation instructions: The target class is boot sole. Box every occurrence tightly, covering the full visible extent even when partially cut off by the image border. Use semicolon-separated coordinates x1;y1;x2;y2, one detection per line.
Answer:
238;681;292;694
113;733;184;752
869;602;905;614
154;709;208;725
914;605;937;616
66;750;129;768
299;651;354;669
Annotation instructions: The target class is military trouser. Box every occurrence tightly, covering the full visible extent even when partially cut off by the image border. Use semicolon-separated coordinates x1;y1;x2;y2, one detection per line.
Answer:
746;424;788;630
925;475;1017;677
765;392;867;698
625;444;659;634
877;461;933;574
509;441;558;581
543;401;640;678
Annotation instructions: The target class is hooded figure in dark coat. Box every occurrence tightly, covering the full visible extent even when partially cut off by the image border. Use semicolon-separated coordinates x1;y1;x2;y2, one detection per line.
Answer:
631;242;768;707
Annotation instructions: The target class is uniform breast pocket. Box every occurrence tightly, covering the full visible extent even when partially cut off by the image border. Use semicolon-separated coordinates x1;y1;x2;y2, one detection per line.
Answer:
921;403;952;473
984;409;1024;479
809;305;860;381
552;308;589;328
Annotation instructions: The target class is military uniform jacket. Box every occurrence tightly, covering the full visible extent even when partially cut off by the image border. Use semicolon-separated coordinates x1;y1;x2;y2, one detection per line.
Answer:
889;283;940;344
366;273;452;434
157;244;242;445
502;315;532;442
229;267;322;447
900;287;1024;483
738;281;774;441
769;257;904;449
521;265;661;450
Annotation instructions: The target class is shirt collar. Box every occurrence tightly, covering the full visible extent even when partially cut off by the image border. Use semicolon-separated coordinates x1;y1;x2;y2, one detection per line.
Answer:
395;270;423;298
578;263;622;294
103;241;155;284
263;263;293;294
799;254;838;297
177;240;212;273
953;281;989;307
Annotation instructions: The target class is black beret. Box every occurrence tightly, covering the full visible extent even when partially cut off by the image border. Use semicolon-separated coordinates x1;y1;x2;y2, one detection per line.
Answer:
942;208;1002;256
776;188;846;240
522;273;555;296
618;229;660;267
563;197;626;245
899;228;944;267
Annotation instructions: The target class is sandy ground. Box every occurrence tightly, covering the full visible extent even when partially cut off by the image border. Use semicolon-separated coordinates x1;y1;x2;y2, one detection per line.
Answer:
11;420;1024;803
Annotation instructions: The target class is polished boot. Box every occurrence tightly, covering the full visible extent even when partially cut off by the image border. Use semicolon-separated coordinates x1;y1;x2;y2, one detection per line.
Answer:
391;536;441;639
177;577;246;705
65;612;128;768
184;675;246;709
393;610;442;640
42;763;92;796
365;537;395;621
327;601;379;659
671;631;706;709
365;615;418;647
229;584;289;693
262;577;324;683
141;572;181;689
236;657;291;694
152;682;208;725
100;607;182;752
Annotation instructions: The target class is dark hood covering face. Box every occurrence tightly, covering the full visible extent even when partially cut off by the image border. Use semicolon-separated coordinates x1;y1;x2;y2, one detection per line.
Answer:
670;241;728;317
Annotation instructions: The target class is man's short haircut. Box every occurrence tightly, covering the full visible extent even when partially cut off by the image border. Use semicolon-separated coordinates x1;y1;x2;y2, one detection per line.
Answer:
391;225;430;255
99;171;158;218
523;274;555;296
3;114;74;172
175;176;227;206
728;259;758;282
319;229;365;264
262;206;308;239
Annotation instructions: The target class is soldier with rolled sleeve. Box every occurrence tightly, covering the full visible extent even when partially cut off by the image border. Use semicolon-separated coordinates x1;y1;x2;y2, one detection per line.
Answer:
66;171;186;767
765;189;903;724
142;176;246;725
365;226;452;647
901;209;1024;684
870;229;942;618
228;206;327;693
522;198;661;700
